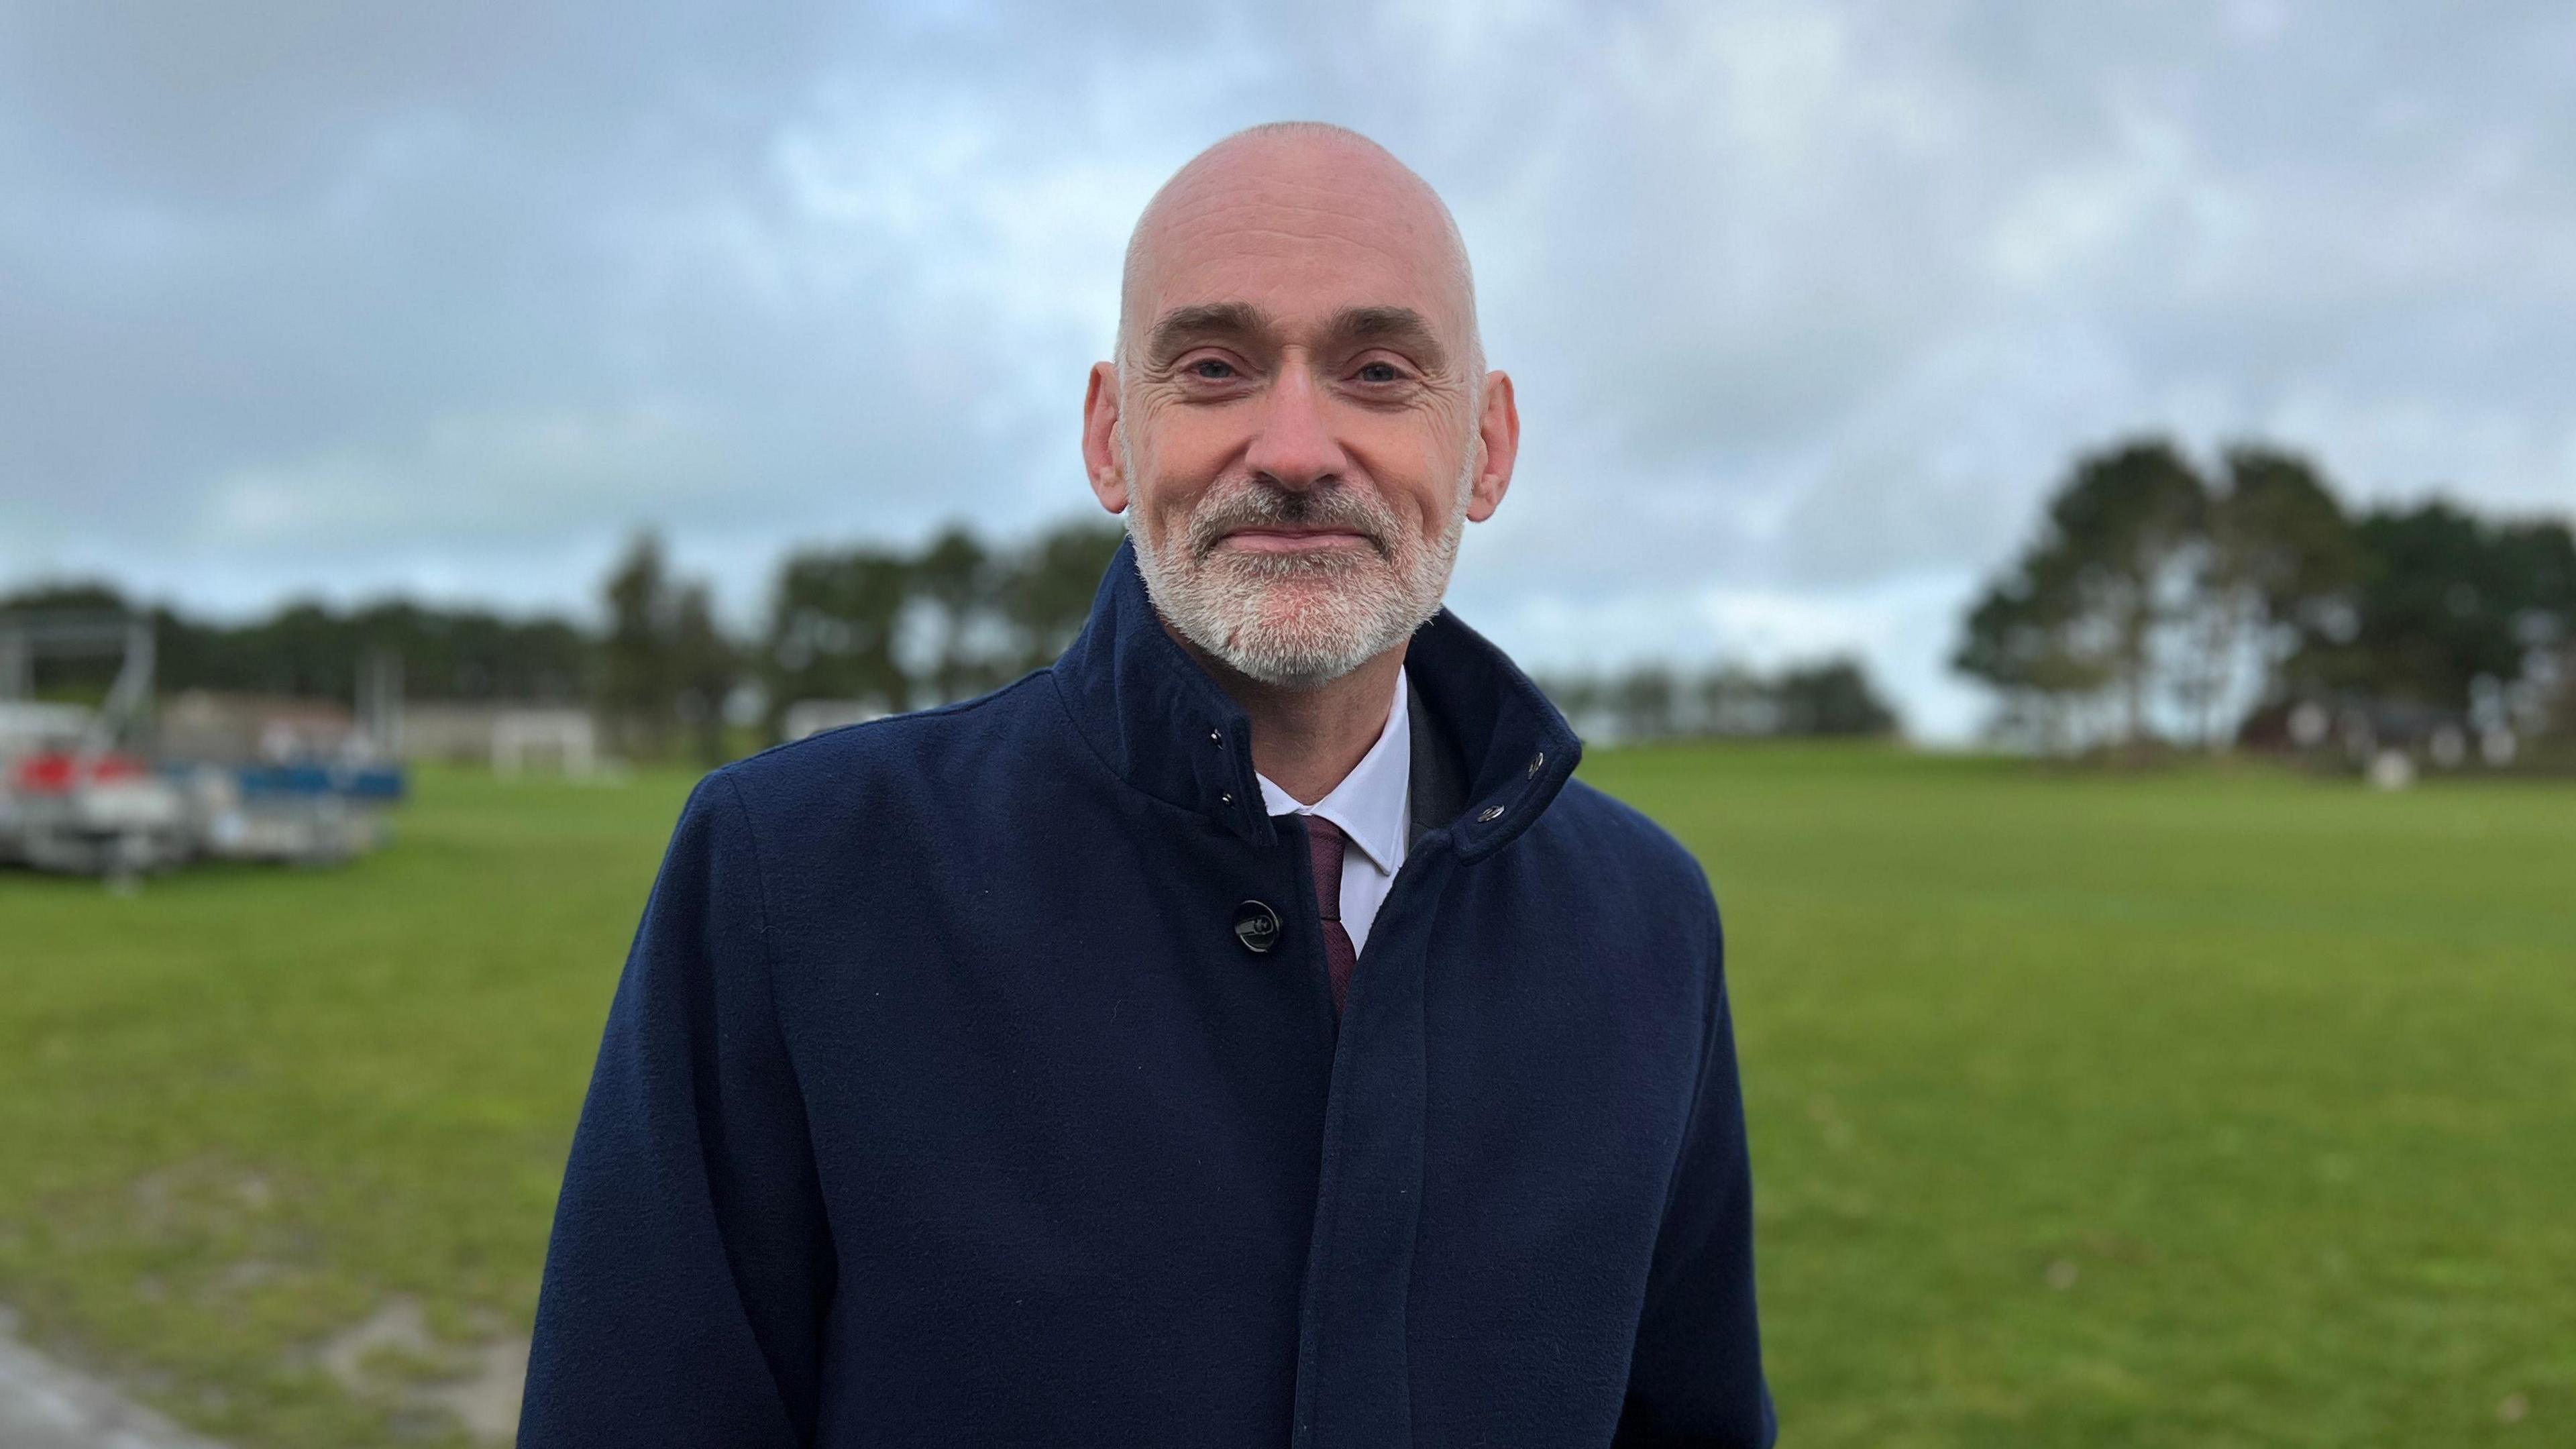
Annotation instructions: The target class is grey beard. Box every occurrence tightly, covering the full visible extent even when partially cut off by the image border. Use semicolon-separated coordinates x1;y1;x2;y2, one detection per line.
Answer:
1127;464;1469;690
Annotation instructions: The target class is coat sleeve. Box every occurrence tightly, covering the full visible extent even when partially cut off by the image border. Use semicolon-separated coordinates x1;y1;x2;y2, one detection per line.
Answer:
519;770;835;1448
1613;892;1776;1448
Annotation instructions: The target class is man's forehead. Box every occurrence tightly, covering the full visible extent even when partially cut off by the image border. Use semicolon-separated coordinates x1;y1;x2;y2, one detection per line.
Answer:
1142;203;1456;316
1122;128;1475;352
1147;254;1452;329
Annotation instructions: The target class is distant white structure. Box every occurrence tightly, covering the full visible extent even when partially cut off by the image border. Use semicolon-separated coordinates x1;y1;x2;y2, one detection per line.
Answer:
2287;701;2331;750
0;700;91;760
160;691;356;763
492;710;600;777
2481;727;2518;767
2367;749;2416;791
402;702;598;776
782;700;883;741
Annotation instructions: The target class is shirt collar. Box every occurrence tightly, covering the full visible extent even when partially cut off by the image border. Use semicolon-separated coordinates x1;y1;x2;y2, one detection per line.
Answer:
1256;665;1411;877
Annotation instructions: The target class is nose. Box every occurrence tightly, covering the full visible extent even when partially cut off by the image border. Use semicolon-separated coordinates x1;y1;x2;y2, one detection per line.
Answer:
1242;361;1347;492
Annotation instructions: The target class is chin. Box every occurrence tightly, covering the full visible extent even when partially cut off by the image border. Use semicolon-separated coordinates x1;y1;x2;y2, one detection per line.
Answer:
1211;592;1410;688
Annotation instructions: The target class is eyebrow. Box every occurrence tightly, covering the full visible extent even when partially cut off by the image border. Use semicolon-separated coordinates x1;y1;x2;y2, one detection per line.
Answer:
1144;303;1273;367
1142;303;1452;374
1331;307;1449;373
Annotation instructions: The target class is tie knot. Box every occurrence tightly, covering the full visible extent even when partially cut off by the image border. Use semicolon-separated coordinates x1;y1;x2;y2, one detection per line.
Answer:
1302;815;1346;921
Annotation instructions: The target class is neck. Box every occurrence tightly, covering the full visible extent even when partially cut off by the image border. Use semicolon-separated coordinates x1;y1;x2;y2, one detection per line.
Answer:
1167;625;1405;806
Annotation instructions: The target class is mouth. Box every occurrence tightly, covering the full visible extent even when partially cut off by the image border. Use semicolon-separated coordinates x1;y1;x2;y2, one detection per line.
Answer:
1212;526;1376;555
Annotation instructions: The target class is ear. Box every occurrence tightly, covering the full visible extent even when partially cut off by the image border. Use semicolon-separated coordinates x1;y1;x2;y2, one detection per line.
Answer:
1082;362;1128;514
1464;370;1518;523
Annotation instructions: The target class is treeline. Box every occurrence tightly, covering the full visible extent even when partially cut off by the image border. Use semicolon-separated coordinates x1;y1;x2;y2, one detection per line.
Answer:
1536;659;1899;745
1955;437;2576;757
0;582;596;704
597;521;1125;761
1;519;1127;765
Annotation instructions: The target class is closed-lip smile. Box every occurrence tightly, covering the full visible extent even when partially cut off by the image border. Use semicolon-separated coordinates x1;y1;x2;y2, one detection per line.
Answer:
1218;526;1371;553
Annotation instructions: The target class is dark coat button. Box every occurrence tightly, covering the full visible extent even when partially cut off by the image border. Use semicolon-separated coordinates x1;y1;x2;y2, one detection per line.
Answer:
1232;900;1282;954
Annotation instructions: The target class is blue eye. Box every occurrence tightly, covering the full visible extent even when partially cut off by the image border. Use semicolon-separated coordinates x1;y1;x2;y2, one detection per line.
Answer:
1356;362;1402;383
1190;359;1237;380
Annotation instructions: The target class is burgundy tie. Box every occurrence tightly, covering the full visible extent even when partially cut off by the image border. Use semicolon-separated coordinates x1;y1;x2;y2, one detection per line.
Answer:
1302;816;1360;1019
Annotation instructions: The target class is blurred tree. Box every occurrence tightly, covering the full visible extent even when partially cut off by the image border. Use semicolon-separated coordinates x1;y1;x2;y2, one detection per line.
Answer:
1957;438;2208;750
1695;666;1779;737
2182;446;2357;743
599;532;678;758
0;580;127;614
759;519;1127;739
1773;659;1899;737
1000;521;1128;671
2046;439;2209;745
763;544;915;731
596;531;743;761
669;582;738;767
1538;657;1901;742
914;525;998;705
264;600;360;698
1611;665;1679;742
2290;503;2575;714
1966;435;2576;757
338;600;590;702
2504;521;2576;746
2496;517;2576;664
1953;557;2115;752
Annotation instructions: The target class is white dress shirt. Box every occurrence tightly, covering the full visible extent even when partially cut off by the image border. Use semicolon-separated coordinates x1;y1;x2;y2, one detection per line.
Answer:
1255;666;1411;956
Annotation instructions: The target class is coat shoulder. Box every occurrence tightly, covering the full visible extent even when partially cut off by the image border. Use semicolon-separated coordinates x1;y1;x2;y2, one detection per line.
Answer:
1534;776;1724;928
1544;777;1712;881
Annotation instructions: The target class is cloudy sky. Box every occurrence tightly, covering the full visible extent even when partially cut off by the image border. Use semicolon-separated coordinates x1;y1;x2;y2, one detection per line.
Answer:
5;0;2573;737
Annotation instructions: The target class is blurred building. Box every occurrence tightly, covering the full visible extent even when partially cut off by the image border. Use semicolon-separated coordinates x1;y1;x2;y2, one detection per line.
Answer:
156;691;599;775
158;691;358;763
403;702;598;775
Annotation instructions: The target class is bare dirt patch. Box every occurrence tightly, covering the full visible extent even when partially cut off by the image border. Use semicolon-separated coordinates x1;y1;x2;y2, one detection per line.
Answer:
314;1296;526;1444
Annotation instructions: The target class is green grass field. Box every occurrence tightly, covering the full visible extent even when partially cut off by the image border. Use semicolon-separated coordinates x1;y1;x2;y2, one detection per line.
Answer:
1;747;2571;1446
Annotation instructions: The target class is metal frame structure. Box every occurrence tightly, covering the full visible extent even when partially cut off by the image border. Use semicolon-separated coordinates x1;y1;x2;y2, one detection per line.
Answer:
0;611;156;750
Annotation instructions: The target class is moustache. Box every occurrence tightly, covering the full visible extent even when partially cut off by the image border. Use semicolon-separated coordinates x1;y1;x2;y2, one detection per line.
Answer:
1185;481;1398;561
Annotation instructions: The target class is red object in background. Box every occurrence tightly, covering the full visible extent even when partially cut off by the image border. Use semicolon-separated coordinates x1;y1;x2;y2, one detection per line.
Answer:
9;749;149;794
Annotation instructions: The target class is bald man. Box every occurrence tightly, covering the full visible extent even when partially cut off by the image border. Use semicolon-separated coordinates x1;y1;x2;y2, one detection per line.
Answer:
521;123;1774;1449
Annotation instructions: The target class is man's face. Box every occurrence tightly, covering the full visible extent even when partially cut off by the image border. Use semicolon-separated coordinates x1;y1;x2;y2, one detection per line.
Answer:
1083;135;1517;688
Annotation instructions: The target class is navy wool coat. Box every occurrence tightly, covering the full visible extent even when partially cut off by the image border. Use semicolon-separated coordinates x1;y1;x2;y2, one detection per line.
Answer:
520;538;1774;1448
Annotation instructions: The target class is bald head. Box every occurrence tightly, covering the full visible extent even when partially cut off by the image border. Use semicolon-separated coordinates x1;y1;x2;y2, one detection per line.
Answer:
1116;123;1481;379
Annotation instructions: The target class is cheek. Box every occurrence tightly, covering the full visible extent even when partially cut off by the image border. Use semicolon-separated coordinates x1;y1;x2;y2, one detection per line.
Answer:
1126;435;1212;541
1345;414;1468;533
1130;409;1239;514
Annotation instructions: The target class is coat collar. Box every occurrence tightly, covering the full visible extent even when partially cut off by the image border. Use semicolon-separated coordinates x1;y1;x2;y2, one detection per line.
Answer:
1049;535;1583;863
